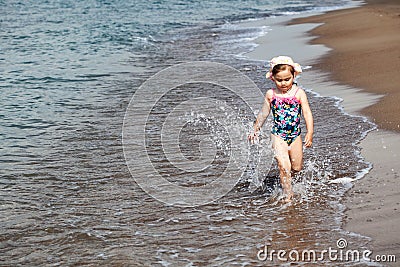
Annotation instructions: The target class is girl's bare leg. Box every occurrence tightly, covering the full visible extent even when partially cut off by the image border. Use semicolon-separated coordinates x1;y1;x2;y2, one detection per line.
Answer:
271;135;293;202
288;136;303;173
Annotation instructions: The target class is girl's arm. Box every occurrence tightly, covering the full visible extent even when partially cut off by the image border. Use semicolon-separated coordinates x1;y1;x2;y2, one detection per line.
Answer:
248;91;272;143
300;90;314;147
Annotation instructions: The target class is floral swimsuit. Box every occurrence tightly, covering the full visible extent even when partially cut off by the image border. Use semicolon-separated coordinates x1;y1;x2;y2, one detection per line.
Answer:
270;88;301;145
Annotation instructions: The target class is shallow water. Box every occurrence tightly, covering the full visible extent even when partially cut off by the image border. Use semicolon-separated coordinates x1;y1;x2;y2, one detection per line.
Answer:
1;0;377;265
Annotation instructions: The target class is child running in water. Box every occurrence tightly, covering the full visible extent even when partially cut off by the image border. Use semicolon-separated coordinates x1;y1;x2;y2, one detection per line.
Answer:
248;56;314;202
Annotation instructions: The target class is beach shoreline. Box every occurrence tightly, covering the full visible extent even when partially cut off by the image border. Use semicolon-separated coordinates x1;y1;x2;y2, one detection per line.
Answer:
291;1;400;265
242;0;399;264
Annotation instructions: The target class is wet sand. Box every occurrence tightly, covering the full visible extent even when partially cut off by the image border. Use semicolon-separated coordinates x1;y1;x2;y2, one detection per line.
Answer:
292;0;400;264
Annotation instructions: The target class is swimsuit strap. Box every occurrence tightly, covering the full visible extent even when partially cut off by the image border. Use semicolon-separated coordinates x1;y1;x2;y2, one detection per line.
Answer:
293;87;300;97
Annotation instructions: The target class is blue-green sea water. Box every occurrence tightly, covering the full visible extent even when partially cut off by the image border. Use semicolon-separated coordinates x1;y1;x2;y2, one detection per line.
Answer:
1;0;377;266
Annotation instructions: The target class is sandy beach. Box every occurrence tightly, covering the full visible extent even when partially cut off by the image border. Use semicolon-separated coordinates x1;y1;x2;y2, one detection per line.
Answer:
292;0;400;265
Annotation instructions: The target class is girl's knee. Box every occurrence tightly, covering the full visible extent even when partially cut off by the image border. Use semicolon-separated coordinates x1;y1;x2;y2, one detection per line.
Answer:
292;165;302;173
276;157;291;173
290;157;303;172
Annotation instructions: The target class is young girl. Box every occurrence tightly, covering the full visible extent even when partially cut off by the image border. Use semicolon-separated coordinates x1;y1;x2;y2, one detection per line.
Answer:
248;56;314;202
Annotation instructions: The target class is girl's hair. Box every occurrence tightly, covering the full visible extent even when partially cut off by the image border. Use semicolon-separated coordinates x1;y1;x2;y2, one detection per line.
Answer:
271;64;295;77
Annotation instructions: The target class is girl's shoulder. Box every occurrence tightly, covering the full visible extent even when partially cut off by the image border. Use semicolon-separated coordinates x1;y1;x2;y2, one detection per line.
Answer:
265;88;275;101
294;86;305;96
294;87;308;98
294;87;310;104
266;88;275;96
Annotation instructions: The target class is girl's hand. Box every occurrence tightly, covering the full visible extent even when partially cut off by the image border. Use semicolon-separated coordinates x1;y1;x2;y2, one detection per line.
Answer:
248;131;259;144
304;132;313;147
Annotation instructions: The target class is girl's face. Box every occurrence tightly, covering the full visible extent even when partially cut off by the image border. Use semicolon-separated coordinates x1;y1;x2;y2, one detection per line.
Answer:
272;68;294;92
